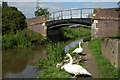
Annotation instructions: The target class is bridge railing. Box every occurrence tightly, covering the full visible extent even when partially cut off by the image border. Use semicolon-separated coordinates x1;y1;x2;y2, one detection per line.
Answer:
46;8;93;21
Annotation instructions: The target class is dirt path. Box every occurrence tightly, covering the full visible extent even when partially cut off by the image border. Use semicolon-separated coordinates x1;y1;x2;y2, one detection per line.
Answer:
83;42;99;78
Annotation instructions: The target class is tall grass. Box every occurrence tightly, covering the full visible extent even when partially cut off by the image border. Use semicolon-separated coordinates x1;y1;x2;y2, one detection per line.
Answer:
88;38;120;78
35;42;73;78
2;28;47;49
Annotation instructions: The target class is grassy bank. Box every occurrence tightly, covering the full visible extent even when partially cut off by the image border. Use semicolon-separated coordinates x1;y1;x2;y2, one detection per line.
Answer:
35;26;90;78
88;38;120;78
2;29;47;50
35;42;72;78
59;26;91;41
35;42;84;78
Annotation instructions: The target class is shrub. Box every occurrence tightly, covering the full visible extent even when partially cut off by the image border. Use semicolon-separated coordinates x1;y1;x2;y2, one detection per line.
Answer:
2;29;47;49
2;7;27;34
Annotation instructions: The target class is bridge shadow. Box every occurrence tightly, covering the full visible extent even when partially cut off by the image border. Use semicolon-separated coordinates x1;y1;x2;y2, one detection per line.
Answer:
47;28;71;42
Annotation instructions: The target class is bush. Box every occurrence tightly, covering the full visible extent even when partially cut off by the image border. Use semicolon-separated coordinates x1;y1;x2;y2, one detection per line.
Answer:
2;7;27;34
2;29;47;49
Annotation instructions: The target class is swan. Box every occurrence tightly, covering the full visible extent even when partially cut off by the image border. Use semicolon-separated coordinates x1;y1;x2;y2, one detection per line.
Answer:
72;41;83;54
61;53;92;78
56;56;86;68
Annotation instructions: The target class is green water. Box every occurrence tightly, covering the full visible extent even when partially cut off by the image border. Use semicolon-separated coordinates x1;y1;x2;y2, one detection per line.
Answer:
2;45;47;78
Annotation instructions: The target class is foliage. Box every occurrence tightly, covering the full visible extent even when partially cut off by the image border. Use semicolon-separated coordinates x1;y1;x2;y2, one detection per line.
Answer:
2;2;8;9
59;26;91;41
2;29;47;50
2;7;27;34
34;7;50;17
88;38;120;78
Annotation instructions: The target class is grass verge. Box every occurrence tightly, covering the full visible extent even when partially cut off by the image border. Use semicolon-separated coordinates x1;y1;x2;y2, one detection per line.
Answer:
88;38;120;78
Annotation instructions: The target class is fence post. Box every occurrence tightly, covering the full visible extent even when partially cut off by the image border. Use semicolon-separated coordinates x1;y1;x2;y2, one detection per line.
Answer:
70;10;72;19
47;14;49;21
61;11;63;19
53;13;55;20
81;9;82;18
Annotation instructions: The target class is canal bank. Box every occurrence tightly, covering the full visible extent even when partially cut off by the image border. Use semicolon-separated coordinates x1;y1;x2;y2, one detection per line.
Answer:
2;26;91;78
36;26;91;78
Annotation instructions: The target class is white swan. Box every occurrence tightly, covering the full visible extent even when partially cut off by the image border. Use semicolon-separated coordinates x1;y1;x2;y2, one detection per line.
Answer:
72;41;83;54
61;53;91;78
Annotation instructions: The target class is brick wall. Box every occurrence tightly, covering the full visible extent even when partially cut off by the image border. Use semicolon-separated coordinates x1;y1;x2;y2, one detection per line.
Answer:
96;20;119;37
25;15;47;36
92;8;120;39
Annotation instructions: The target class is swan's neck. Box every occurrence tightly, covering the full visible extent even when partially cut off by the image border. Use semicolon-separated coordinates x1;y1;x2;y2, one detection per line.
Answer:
69;55;73;65
79;42;81;48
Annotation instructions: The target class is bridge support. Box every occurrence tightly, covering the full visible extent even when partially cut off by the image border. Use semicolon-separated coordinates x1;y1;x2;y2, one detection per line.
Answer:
91;8;120;39
25;15;47;36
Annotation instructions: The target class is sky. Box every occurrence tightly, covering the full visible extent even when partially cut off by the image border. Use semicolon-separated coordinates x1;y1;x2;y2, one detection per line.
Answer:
3;0;120;2
6;1;119;18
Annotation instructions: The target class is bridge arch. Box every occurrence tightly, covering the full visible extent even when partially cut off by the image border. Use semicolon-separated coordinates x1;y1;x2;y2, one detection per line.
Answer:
46;8;93;29
46;18;91;29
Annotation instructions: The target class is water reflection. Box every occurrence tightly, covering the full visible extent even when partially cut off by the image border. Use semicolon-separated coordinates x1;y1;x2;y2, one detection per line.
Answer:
2;45;47;78
4;65;42;78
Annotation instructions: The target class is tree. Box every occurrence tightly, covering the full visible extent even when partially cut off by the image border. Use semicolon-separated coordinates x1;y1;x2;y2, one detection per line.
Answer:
2;2;8;8
2;7;27;34
34;7;50;17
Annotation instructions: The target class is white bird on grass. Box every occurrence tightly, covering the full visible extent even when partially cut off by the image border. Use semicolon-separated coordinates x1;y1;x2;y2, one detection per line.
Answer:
72;41;83;54
61;53;92;78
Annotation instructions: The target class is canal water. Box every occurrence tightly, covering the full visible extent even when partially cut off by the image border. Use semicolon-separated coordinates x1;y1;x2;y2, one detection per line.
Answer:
2;38;83;78
2;45;47;78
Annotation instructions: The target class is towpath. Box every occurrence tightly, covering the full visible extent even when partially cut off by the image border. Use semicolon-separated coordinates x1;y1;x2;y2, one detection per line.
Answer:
83;42;99;78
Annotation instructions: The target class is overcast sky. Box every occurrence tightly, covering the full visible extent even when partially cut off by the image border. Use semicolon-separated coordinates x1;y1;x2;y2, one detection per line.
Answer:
7;1;119;18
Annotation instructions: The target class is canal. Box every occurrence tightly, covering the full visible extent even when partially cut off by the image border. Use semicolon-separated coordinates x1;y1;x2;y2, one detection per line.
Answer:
3;38;84;78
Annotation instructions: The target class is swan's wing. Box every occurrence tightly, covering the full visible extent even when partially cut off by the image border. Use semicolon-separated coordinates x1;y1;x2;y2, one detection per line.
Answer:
64;64;82;74
72;48;83;53
70;64;91;75
72;65;91;75
72;48;79;52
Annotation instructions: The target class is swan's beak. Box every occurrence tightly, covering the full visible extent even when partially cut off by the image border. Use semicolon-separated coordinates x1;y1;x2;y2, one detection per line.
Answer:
64;56;68;59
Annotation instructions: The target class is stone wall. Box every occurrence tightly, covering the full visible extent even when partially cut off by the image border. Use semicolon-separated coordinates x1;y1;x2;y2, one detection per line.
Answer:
92;8;120;39
102;37;120;70
25;15;47;36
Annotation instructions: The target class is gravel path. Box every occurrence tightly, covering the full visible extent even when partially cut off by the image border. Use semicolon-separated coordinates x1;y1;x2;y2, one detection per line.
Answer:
83;42;99;78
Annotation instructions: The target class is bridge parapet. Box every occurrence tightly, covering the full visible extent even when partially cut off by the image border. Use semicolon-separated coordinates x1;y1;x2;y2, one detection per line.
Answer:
46;8;93;22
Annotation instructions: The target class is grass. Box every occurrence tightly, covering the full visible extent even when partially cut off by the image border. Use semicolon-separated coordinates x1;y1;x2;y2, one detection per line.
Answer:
2;28;47;50
59;26;91;42
88;38;120;78
102;33;120;38
35;42;71;78
35;42;84;78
